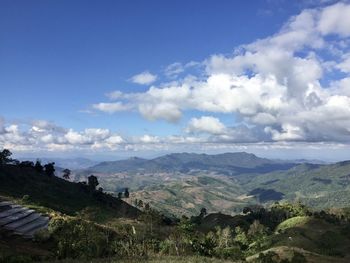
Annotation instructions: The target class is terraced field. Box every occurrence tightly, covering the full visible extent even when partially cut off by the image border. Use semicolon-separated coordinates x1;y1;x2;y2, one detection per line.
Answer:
0;201;49;239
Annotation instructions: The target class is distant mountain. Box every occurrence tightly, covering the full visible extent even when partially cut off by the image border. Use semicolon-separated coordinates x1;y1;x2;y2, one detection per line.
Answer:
238;161;350;209
288;159;331;165
88;152;297;175
72;152;350;215
19;157;98;170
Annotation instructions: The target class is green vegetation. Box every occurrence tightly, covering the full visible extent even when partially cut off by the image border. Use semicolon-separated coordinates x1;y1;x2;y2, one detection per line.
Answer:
2;150;350;263
276;216;311;232
73;153;350;216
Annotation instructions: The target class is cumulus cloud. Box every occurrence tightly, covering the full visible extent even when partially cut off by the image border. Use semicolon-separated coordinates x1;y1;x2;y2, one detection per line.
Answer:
0;119;126;152
337;53;350;73
164;62;184;78
130;71;157;85
87;2;350;145
187;116;226;134
318;2;350;37
138;135;160;144
92;102;131;113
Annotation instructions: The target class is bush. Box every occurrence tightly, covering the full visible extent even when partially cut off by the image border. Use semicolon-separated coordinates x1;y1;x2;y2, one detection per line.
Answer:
33;228;51;243
0;254;34;263
22;195;30;202
213;246;242;260
49;216;115;259
255;251;280;263
290;251;307;263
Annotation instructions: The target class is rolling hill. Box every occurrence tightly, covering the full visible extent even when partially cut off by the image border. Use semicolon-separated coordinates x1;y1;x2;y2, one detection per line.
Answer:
2;155;350;263
238;161;350;209
74;152;350;216
87;152;297;175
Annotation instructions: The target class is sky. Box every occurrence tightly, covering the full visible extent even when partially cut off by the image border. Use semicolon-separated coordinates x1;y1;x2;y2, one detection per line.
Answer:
1;0;350;161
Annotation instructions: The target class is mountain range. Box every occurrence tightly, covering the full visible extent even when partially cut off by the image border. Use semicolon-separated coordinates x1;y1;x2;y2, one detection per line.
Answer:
87;152;297;175
67;152;350;216
19;157;98;170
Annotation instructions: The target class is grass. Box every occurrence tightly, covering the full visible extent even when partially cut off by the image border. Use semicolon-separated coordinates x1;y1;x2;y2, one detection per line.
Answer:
0;165;139;219
43;256;242;263
275;216;311;232
270;217;350;257
246;246;350;263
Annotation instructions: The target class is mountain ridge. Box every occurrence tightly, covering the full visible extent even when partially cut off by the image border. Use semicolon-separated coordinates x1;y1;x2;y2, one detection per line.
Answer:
87;152;297;174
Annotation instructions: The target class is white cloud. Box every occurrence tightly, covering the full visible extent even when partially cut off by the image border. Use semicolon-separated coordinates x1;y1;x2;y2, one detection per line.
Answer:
318;2;350;37
90;2;350;144
138;135;160;143
187;116;226;134
5;2;350;157
164;62;184;78
337;53;350;73
92;102;131;113
106;90;124;100
139;102;182;122
130;71;157;85
0;119;126;152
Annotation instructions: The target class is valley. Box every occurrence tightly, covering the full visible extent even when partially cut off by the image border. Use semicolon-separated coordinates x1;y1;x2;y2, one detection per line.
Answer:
70;152;350;216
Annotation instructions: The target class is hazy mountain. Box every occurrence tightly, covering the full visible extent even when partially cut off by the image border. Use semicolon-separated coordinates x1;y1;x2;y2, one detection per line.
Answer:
19;157;98;170
88;152;297;175
75;153;350;215
237;161;350;209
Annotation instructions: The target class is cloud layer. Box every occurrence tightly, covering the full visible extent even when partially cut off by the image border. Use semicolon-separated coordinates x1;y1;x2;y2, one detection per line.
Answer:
130;71;157;85
2;2;350;156
92;2;350;144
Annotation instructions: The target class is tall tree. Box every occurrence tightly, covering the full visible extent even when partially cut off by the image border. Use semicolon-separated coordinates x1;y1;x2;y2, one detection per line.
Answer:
62;168;71;180
200;207;207;218
124;188;130;198
34;160;44;173
0;149;12;165
87;175;99;190
137;200;144;208
44;162;55;176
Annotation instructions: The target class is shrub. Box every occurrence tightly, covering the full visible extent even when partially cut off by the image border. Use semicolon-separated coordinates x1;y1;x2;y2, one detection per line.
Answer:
49;216;115;259
290;251;307;263
33;228;51;242
255;251;280;263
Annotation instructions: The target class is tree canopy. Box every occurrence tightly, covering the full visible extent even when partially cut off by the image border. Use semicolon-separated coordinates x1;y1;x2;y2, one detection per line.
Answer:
0;149;12;165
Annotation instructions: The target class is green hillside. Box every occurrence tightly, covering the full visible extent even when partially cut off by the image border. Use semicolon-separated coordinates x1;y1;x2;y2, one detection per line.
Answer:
2;152;350;263
1;162;350;263
0;164;140;219
239;161;350;208
76;154;350;216
126;175;250;216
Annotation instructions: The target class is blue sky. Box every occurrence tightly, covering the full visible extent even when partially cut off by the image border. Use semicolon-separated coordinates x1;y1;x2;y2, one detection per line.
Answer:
1;0;350;160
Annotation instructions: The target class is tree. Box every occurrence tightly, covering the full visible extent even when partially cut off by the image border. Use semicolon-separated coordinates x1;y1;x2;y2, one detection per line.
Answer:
34;160;44;173
0;149;12;165
87;175;99;190
137;200;144;208
124;188;130;198
19;161;34;168
44;162;55;176
200;207;207;217
117;192;123;199
243;207;252;214
62;168;71;180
